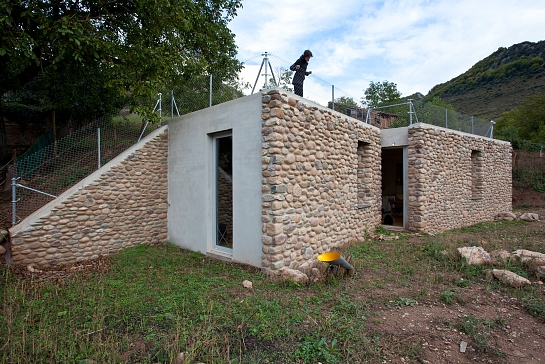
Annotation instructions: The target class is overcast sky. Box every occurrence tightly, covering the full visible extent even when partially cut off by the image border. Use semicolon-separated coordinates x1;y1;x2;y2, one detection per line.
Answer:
228;0;545;104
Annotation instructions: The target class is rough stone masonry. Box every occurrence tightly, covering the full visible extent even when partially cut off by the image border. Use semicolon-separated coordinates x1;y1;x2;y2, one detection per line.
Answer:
259;90;382;270
405;124;512;233
9;130;168;267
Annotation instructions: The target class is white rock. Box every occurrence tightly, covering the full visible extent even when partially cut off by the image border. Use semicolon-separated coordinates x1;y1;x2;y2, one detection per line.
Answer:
535;266;545;279
27;265;42;273
492;269;531;288
279;268;309;284
457;246;491;265
497;212;517;220
512;249;545;267
519;213;539;222
242;280;253;289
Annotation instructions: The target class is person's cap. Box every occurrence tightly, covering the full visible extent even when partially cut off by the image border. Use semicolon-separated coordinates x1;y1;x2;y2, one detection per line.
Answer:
304;50;313;57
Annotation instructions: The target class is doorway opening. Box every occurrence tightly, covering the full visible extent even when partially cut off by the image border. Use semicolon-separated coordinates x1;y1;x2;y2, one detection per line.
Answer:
381;148;404;227
214;132;233;252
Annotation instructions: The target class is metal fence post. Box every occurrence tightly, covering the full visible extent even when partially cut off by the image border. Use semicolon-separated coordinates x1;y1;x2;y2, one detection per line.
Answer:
209;74;213;107
408;99;413;125
98;128;101;169
331;85;335;110
445;108;448;129
11;177;17;226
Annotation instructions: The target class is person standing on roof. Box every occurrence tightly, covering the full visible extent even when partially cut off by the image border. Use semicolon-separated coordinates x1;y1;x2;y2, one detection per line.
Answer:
290;50;313;97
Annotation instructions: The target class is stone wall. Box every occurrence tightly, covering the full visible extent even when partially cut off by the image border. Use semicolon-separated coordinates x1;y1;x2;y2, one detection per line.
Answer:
406;124;511;233
260;90;382;270
9;129;168;267
217;167;233;245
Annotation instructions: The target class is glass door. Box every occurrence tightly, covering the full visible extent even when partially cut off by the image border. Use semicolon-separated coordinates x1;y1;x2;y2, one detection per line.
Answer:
214;133;233;251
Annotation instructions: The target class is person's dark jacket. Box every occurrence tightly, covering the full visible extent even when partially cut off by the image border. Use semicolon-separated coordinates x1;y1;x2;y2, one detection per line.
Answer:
290;55;310;85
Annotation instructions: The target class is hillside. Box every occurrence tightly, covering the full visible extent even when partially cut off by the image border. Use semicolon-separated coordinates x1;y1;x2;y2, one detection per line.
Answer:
425;40;545;119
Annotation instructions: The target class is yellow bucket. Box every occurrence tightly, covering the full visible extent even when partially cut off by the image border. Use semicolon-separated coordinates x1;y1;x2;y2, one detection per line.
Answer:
317;251;354;270
317;252;341;262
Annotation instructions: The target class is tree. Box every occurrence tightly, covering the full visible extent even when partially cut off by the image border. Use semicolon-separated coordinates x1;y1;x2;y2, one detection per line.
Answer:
0;0;242;160
428;96;455;110
362;81;402;107
276;69;294;92
498;93;545;144
327;96;358;112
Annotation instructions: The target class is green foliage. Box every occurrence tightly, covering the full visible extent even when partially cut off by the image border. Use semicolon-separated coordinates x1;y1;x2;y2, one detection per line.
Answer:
524;298;545;322
268;69;294;92
2;218;545;362
425;40;545;119
392;297;417;307
421;241;446;261
329;96;359;108
428;96;455;110
455;316;506;355
496;93;545;145
440;290;462;304
0;0;243;135
362;80;402;107
296;337;341;363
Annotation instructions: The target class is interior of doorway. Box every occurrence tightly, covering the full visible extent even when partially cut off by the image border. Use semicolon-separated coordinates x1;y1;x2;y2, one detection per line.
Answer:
214;133;233;252
381;148;404;227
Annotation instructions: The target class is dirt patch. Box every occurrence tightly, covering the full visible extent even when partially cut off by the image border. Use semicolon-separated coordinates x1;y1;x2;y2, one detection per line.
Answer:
512;185;545;209
369;286;544;363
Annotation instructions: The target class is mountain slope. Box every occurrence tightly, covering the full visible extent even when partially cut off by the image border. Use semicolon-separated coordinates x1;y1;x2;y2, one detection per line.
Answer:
425;40;545;120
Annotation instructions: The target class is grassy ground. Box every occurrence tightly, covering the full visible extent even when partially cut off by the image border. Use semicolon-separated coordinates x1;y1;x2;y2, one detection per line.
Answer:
1;216;545;363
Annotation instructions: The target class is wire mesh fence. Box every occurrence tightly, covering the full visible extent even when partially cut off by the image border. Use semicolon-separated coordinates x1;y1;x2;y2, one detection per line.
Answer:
371;100;494;137
236;52;355;107
0;113;153;228
512;151;545;194
0;53;502;228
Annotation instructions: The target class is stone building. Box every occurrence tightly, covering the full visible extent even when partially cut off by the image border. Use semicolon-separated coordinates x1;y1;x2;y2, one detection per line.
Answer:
168;88;511;270
7;88;512;272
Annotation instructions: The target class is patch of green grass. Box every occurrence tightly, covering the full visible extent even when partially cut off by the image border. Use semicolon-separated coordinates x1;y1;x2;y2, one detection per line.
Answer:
295;337;341;363
2;215;545;363
390;297;418;307
455;316;506;356
440;290;462;304
421;240;447;261
524;298;545;322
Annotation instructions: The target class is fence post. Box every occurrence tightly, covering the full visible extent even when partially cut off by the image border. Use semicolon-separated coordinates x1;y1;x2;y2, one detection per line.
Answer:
490;120;495;139
445;108;448;129
471;116;474;134
11;177;17;226
408;99;414;125
98;128;101;169
209;74;213;107
331;85;335;110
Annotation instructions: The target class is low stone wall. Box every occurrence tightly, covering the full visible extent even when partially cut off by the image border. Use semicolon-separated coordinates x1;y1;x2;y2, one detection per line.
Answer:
260;90;382;270
9;129;169;267
406;124;511;233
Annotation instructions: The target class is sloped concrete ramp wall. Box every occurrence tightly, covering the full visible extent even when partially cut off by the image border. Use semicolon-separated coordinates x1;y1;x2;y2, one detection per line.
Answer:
9;127;168;267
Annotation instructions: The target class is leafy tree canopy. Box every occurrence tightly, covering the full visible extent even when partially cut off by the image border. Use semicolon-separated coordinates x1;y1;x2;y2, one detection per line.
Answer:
0;0;243;158
428;96;455;111
334;96;358;107
362;81;402;107
496;92;545;145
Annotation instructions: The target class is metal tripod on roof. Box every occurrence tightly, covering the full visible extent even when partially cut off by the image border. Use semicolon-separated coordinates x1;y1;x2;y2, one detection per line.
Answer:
251;52;278;94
